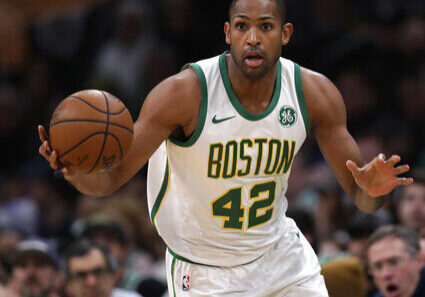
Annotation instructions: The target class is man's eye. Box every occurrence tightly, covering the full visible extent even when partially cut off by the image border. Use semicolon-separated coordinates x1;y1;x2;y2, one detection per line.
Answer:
236;23;246;30
262;23;272;30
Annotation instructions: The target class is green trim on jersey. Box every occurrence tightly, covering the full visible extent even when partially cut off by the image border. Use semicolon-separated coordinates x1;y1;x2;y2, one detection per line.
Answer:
168;247;216;267
169;63;208;146
171;256;177;296
294;63;311;134
150;156;170;229
167;247;263;267
219;52;282;121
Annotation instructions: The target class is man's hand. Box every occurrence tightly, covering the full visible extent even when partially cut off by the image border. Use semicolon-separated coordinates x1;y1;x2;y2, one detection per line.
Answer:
346;154;414;197
38;125;76;180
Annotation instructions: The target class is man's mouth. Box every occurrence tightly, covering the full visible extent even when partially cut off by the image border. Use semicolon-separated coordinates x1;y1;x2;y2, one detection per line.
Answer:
385;284;400;296
244;55;264;67
243;49;265;67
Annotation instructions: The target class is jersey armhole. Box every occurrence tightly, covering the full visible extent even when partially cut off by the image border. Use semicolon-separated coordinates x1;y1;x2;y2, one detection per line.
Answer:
294;63;311;135
168;63;208;147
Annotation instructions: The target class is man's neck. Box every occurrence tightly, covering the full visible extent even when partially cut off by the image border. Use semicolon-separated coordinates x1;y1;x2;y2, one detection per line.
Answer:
226;54;277;115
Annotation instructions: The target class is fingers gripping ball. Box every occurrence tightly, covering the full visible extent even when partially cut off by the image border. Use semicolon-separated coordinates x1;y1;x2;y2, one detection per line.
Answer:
49;90;134;174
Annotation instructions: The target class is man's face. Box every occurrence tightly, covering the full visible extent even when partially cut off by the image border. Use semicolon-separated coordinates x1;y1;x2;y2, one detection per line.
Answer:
89;234;127;267
368;236;421;297
224;0;291;79
11;255;56;297
66;248;114;297
398;184;425;231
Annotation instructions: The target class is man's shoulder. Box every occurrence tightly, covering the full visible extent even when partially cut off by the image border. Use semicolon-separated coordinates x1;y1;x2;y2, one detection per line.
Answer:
191;53;222;66
112;288;143;297
297;65;345;130
412;267;425;296
297;65;338;109
372;291;385;297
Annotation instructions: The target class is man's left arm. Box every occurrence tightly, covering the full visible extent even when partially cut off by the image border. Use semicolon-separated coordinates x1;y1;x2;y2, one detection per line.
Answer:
301;67;413;213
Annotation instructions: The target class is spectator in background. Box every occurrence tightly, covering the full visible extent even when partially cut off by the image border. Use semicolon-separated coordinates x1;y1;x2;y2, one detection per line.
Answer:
366;225;425;297
335;68;378;135
0;0;114;74
0;176;40;237
71;215;166;297
321;256;368;297
0;230;22;283
420;228;425;268
346;211;391;262
90;0;157;119
26;177;72;240
395;169;425;232
64;240;142;297
99;193;167;277
286;208;317;251
0;83;28;173
294;162;346;244
0;238;61;297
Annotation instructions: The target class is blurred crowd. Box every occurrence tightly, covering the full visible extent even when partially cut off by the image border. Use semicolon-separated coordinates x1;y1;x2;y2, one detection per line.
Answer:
0;0;424;296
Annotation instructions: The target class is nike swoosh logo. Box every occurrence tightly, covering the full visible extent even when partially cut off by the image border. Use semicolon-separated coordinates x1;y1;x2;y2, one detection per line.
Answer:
212;115;236;124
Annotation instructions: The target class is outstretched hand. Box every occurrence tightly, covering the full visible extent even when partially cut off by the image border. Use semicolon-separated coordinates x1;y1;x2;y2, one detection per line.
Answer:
346;154;414;197
38;125;76;180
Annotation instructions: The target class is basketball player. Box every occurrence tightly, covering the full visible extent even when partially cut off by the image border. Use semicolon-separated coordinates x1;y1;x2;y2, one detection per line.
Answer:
39;0;413;296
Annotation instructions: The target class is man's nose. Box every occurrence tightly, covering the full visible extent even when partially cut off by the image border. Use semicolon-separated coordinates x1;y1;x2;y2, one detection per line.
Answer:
379;264;396;279
247;28;261;46
85;274;98;286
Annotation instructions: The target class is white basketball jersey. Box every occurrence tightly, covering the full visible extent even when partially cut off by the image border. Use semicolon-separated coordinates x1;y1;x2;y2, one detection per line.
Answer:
147;52;310;266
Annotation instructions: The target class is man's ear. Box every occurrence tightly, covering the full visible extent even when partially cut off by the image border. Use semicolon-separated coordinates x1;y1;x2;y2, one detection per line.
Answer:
224;22;231;45
281;23;294;46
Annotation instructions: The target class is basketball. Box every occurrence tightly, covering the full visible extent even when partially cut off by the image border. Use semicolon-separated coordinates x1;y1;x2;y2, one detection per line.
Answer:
49;89;134;174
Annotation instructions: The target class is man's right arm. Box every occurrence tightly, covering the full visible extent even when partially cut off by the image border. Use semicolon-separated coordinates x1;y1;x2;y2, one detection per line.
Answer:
39;68;201;197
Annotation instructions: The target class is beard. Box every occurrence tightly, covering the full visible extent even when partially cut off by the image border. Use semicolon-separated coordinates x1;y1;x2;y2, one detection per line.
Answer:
20;278;51;297
229;47;278;80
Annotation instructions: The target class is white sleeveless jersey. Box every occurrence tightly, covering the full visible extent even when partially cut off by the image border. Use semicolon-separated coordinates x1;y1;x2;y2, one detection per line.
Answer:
147;52;310;266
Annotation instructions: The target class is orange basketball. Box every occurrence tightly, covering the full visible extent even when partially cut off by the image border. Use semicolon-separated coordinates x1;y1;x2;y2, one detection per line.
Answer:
49;89;134;174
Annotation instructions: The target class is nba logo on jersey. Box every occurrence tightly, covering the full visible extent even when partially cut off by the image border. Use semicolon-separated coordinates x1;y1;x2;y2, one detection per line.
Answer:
182;275;190;291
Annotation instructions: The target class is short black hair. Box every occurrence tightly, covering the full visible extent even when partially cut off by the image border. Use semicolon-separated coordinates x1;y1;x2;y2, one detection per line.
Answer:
229;0;286;24
63;240;117;280
80;219;128;246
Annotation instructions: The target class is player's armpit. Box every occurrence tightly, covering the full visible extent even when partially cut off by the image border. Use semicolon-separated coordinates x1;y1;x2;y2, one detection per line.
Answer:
96;67;202;195
138;67;201;140
58;68;202;197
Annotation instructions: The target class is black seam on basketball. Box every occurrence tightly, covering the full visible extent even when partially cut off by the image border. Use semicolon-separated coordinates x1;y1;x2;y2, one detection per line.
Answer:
109;107;126;116
58;132;106;159
69;96;108;113
107;133;124;161
88;92;110;173
50;119;133;134
104;91;126;115
69;96;126;115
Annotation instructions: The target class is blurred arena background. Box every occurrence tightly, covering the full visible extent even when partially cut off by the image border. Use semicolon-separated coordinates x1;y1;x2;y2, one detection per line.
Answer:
0;0;424;296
